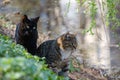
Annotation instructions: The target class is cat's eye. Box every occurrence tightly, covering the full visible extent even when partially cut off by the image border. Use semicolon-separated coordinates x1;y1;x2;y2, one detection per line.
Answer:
33;27;36;29
66;36;71;40
27;26;29;29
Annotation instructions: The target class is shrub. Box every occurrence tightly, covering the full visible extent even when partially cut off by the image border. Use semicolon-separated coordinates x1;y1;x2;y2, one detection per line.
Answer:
0;34;67;80
0;57;63;80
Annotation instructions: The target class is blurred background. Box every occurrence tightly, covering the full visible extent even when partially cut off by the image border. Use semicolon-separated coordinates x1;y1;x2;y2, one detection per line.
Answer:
0;0;120;77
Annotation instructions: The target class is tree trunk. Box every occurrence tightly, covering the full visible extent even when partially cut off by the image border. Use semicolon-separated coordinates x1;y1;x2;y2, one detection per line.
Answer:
79;0;111;73
39;0;65;37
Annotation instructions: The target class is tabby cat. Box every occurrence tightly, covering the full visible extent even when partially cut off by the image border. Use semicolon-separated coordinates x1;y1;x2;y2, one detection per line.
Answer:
15;15;39;55
36;32;77;76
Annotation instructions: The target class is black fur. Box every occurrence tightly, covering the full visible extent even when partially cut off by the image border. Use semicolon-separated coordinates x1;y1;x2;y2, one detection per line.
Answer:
15;15;39;55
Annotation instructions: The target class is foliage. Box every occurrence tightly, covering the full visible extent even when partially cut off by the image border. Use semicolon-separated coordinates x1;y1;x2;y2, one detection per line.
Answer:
0;57;53;80
0;34;25;57
0;34;67;80
76;0;120;34
0;15;15;28
106;0;120;30
85;0;97;35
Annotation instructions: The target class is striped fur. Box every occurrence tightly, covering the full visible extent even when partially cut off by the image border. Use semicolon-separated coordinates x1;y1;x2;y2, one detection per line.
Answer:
36;32;77;76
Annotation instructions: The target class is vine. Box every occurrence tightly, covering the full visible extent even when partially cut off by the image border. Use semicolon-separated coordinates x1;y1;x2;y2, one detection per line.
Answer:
87;0;97;35
76;0;119;35
76;0;97;35
106;0;120;30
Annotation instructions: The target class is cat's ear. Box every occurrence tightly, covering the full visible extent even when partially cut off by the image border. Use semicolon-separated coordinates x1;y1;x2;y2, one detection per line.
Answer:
73;32;78;36
21;15;29;22
64;31;70;37
32;17;39;23
66;31;70;34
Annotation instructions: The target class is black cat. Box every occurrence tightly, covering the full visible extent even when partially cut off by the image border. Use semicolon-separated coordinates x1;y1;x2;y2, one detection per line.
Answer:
15;15;39;55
